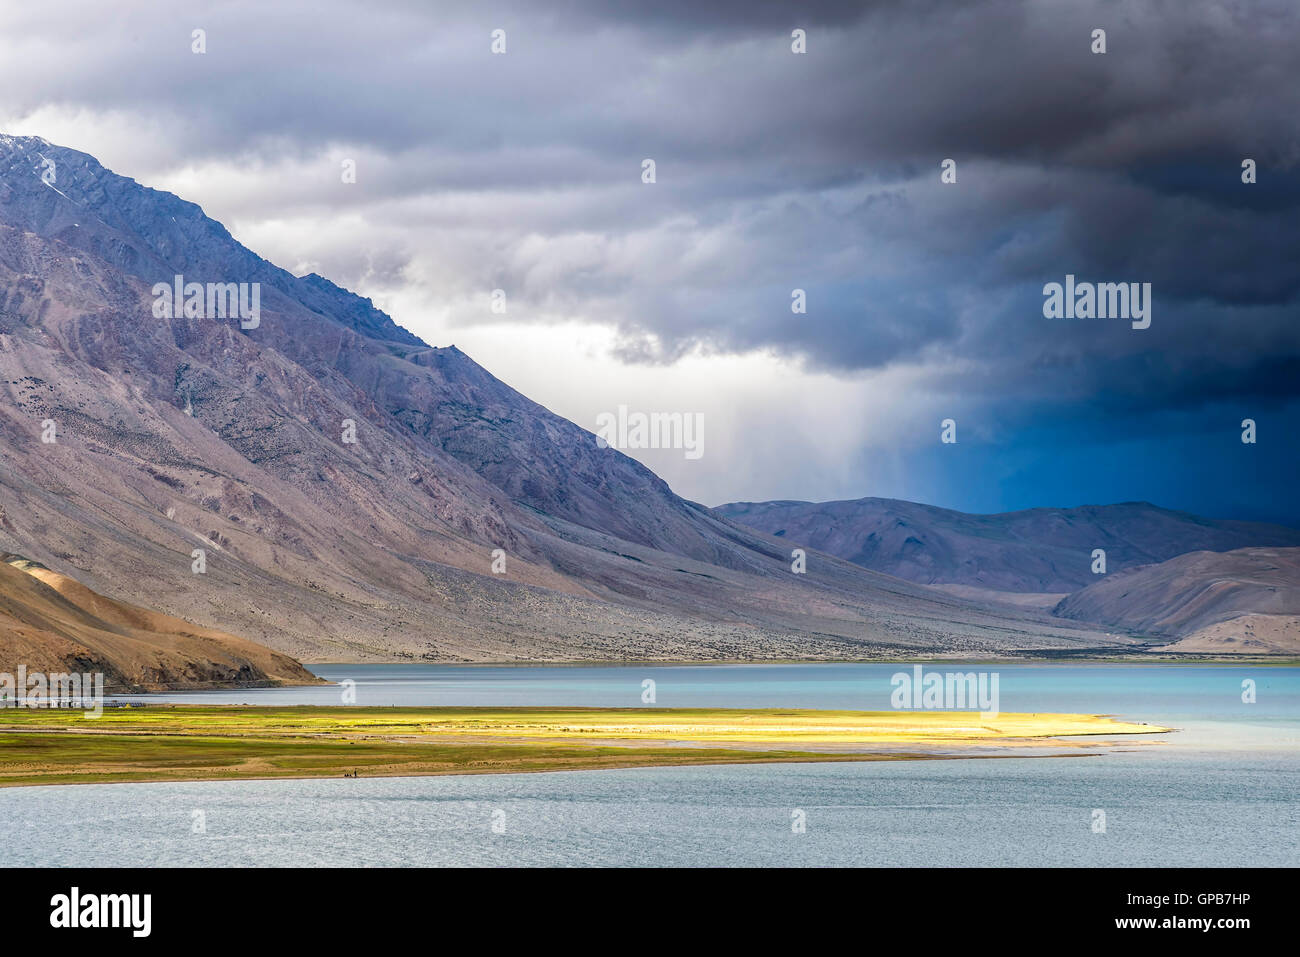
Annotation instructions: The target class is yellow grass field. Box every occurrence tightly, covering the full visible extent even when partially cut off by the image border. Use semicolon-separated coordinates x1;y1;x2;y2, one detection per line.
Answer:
0;706;1170;787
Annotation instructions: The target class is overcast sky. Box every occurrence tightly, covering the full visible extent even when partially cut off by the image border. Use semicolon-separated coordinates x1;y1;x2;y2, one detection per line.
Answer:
3;0;1297;521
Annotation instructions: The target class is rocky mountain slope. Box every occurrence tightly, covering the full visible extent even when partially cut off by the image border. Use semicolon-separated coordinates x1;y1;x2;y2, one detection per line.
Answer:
0;554;319;691
1052;547;1300;643
0;134;1129;661
716;498;1300;594
1154;614;1300;655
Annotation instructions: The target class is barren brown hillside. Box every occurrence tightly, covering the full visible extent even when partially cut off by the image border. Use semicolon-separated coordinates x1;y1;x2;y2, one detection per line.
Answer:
0;555;321;691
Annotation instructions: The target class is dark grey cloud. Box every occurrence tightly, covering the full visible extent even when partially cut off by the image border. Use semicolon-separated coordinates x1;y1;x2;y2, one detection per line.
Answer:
2;0;1297;517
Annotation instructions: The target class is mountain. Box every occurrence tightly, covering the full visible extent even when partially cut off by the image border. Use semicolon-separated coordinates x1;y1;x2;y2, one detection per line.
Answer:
1052;547;1300;653
0;554;318;691
1153;614;1300;655
0;134;1132;661
715;498;1300;594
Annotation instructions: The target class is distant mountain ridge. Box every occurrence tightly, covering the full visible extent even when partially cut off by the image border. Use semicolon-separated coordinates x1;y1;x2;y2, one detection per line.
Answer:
715;498;1300;593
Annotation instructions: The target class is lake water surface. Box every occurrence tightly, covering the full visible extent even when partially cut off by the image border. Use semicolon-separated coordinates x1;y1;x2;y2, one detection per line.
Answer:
2;662;1296;866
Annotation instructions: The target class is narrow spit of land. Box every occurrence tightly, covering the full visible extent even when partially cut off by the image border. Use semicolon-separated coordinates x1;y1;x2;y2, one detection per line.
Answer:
0;706;1171;787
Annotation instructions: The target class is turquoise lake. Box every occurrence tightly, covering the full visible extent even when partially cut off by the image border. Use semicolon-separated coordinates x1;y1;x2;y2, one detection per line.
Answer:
2;662;1296;866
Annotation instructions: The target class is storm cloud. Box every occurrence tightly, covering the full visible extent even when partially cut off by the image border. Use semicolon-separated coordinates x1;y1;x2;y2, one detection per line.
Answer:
1;0;1296;520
